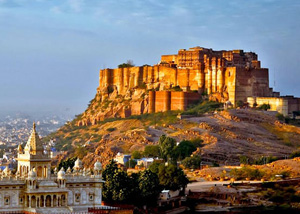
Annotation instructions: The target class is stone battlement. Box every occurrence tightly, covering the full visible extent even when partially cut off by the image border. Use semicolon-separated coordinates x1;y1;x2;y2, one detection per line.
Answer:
98;46;272;105
78;46;288;125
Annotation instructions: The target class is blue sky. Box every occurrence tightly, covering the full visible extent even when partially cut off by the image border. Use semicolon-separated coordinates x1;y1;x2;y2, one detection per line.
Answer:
0;0;299;116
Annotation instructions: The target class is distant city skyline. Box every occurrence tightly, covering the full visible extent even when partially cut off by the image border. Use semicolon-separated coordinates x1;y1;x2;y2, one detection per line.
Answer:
0;0;299;116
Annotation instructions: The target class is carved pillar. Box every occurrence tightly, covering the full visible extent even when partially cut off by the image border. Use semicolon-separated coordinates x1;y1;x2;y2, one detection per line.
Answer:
198;61;205;94
205;57;212;95
29;197;31;208
44;196;46;207
212;57;217;93
207;69;212;94
51;195;53;207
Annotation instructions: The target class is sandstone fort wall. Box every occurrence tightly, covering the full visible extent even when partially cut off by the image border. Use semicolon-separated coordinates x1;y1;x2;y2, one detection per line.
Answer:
77;46;300;125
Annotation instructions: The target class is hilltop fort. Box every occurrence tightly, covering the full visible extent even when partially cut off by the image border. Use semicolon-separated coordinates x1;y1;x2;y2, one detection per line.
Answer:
78;46;300;126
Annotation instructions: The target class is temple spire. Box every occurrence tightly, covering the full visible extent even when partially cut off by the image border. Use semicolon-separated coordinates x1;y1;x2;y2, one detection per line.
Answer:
24;121;43;155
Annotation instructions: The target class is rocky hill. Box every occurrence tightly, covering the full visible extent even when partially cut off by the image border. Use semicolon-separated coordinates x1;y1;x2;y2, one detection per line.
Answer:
76;46;286;127
44;46;300;168
44;105;300;168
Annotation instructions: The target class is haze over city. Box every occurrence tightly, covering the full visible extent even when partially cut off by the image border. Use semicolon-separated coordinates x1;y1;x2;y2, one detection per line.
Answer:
0;0;299;116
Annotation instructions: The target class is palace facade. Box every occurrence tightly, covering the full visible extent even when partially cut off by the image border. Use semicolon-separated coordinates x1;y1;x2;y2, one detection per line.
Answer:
0;123;104;213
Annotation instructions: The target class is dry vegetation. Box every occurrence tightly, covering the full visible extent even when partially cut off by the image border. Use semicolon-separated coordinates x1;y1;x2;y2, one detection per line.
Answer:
43;103;300;169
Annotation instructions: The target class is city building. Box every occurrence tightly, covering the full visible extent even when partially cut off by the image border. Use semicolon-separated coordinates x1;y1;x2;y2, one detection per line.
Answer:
114;152;131;165
137;158;154;168
0;123;104;213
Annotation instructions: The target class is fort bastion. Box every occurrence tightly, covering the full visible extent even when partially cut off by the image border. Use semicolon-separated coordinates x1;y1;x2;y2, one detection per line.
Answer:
98;46;274;105
78;46;300;126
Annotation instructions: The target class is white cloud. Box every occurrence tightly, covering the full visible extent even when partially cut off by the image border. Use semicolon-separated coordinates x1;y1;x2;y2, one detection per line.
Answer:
50;6;62;14
68;0;83;12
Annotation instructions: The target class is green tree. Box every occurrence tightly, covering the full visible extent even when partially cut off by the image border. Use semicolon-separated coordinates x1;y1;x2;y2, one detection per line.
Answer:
159;135;176;162
102;160;132;203
182;155;201;169
102;160;119;202
148;161;161;174
131;151;142;159
118;60;135;68
138;169;161;206
190;138;203;148
127;173;140;204
143;145;160;158
174;140;197;161
58;157;77;170
158;164;189;191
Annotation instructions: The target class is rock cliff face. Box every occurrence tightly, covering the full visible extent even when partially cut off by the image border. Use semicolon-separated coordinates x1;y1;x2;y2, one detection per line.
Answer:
78;46;276;126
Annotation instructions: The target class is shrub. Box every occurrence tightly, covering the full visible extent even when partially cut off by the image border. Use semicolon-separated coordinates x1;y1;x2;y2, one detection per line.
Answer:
285;117;290;124
139;82;147;89
230;166;264;180
118;60;134;68
170;85;183;91
131;151;142;159
259;103;271;111
182;155;201;169
212;162;220;167
190;138;203;148
236;100;244;108
276;113;285;121
183;101;222;116
290;150;300;158
106;127;116;132
253;156;278;165
239;155;249;165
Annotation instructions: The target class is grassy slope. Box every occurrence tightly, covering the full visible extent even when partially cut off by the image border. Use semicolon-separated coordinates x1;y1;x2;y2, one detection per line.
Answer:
43;101;300;168
42;101;221;153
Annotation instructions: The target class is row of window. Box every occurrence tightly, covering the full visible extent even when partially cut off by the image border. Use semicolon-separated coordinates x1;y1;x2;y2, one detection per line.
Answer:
0;186;23;189
67;183;95;187
1;192;97;206
75;193;95;202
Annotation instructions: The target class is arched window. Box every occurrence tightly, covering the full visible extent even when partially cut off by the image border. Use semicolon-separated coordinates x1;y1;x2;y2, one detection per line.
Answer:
31;196;36;208
37;166;43;177
46;195;51;207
